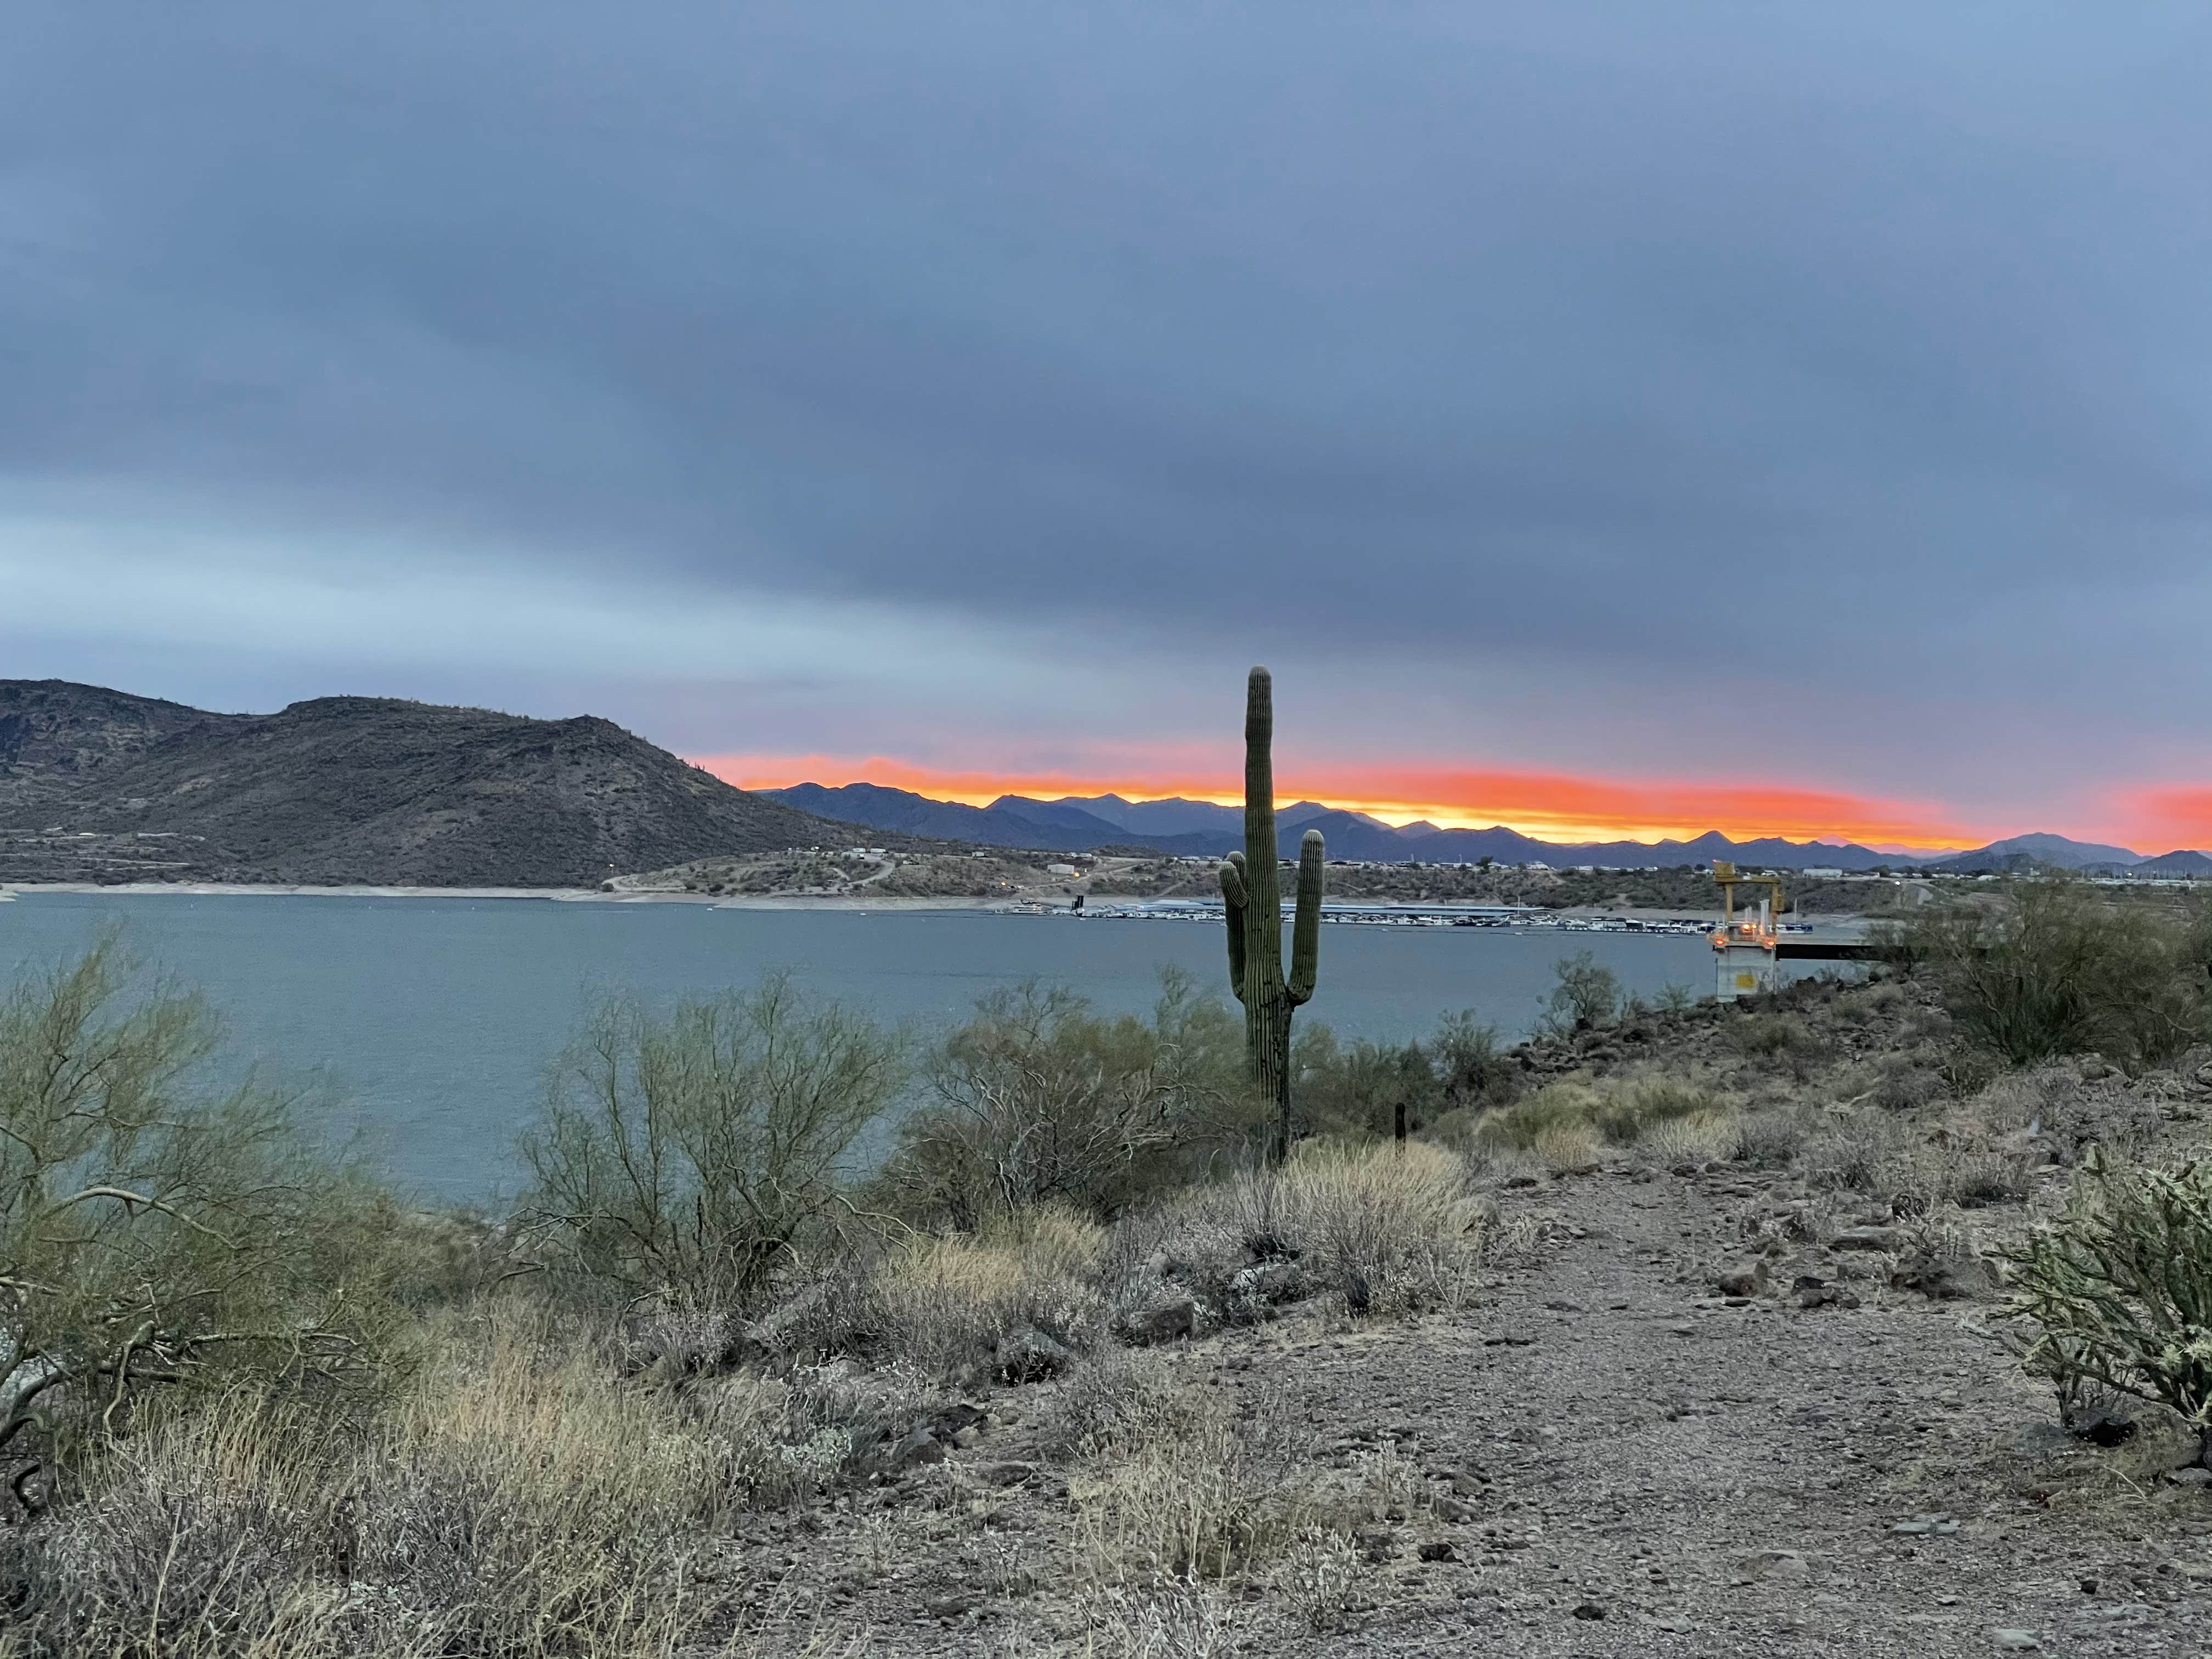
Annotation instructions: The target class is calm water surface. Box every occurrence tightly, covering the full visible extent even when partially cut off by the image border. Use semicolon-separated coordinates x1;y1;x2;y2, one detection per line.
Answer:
1;893;1774;1200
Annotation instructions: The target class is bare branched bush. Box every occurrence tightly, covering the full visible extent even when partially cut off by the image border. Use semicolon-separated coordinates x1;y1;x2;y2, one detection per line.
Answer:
520;971;906;1311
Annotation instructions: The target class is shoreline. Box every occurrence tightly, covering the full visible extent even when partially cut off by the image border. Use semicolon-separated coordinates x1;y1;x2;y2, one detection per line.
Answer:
0;881;1020;911
0;883;1871;928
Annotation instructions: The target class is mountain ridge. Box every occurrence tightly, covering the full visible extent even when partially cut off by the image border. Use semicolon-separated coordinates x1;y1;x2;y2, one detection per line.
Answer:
0;680;853;887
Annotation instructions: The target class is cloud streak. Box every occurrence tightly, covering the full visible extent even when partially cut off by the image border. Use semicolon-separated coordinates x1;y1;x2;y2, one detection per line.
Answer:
5;5;2212;844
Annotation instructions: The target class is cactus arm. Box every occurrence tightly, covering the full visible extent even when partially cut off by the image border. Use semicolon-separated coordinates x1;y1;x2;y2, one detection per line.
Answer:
1287;828;1324;1005
1219;856;1249;1000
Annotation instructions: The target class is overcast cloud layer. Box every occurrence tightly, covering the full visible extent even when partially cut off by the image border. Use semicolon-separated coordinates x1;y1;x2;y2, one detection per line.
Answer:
6;4;2211;844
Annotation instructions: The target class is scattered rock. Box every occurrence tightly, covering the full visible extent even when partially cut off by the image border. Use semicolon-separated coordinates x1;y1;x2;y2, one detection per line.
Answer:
1357;1528;1398;1563
1432;1494;1477;1522
1796;1285;1861;1310
1892;1251;2000;1301
1572;1600;1608;1620
888;1426;945;1469
1716;1266;1764;1297
2170;1466;2212;1489
995;1324;1074;1383
977;1460;1035;1487
951;1425;982;1449
1418;1541;1458;1562
1115;1299;1197;1346
1830;1225;1904;1253
2066;1403;2137;1447
1989;1629;2040;1651
1740;1548;1811;1583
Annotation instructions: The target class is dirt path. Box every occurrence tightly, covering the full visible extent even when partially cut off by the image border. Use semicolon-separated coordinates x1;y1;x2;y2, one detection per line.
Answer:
1234;1165;2210;1656
742;1163;2211;1656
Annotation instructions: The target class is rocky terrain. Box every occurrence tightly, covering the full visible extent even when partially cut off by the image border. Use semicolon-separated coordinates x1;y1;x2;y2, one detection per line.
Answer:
0;679;856;887
689;974;2209;1656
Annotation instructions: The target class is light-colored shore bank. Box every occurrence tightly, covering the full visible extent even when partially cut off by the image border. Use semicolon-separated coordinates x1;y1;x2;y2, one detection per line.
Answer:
0;882;1018;911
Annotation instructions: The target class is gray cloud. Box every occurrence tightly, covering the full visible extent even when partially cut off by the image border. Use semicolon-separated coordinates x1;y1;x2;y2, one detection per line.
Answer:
6;3;2212;821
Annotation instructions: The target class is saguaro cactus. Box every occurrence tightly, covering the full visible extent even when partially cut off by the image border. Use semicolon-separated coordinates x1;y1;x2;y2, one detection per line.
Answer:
1219;667;1323;1160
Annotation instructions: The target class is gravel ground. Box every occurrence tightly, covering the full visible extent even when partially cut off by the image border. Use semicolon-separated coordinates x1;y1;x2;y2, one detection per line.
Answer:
735;1156;2212;1657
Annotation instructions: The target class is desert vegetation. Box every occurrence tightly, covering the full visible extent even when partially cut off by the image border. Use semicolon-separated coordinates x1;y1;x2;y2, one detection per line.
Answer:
5;872;2212;1655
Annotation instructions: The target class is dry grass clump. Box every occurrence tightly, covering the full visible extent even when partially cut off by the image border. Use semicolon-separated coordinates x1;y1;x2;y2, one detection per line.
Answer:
1078;1579;1236;1658
1805;1110;2036;1215
1474;1076;1737;1168
1040;1350;1214;1463
864;1203;1109;1375
1066;1361;1419;1587
1174;1139;1487;1313
1;1314;755;1658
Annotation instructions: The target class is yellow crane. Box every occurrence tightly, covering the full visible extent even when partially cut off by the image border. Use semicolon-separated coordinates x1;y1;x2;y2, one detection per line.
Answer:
1710;860;1784;999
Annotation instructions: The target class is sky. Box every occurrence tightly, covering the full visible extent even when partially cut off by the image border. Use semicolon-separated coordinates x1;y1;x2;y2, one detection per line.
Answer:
7;4;2212;851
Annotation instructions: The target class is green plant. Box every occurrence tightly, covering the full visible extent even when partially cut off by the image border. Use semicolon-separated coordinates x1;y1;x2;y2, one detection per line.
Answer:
1218;667;1324;1160
1537;950;1621;1037
1;944;394;1476
880;971;1251;1229
1888;876;2211;1069
519;971;906;1310
2004;1151;2212;1468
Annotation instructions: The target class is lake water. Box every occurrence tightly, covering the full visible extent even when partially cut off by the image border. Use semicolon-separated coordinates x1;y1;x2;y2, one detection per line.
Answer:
0;893;1789;1201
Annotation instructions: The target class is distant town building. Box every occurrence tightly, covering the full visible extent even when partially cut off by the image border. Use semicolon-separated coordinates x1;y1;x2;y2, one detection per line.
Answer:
1046;862;1078;876
1802;866;1843;879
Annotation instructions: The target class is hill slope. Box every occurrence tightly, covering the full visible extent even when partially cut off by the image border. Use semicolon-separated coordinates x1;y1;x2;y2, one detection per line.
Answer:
0;681;847;887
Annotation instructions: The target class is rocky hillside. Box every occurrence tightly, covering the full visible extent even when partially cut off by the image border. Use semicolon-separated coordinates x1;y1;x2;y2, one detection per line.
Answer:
0;680;854;887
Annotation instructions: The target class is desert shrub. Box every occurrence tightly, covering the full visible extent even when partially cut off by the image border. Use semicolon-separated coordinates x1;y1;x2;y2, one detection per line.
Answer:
1475;1076;1730;1158
1537;951;1622;1037
861;1205;1108;1374
518;970;906;1311
1805;1111;2034;1214
1068;1376;1418;1586
1639;1114;1743;1165
1889;877;2212;1070
1223;1139;1481;1312
1433;1012;1521;1108
1294;1012;1517;1142
1039;1348;1211;1463
0;1316;755;1657
1732;1014;1812;1058
877;973;1254;1229
2;944;401;1479
1733;1107;1814;1166
1079;1581;1236;1659
2004;1152;2212;1469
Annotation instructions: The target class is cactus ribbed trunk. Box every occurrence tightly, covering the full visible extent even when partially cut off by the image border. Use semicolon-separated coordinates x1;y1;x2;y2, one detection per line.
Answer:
1220;668;1323;1162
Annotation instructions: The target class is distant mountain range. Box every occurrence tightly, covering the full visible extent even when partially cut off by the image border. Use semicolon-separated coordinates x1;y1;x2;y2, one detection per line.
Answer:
768;782;2212;874
0;680;850;887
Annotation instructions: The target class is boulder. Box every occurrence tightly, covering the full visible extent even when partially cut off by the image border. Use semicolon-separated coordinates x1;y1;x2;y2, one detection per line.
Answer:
887;1425;945;1469
1115;1299;1198;1346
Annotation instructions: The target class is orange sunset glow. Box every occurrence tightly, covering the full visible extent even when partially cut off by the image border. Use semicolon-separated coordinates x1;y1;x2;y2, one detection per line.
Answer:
695;752;1997;851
